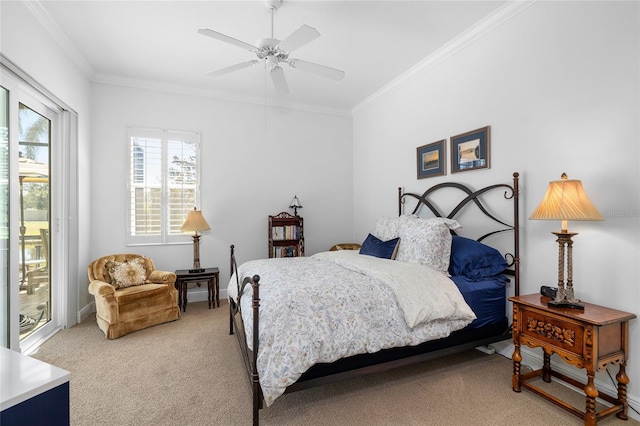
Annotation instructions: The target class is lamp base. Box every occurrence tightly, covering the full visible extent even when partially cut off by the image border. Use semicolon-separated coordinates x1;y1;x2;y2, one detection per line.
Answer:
547;300;585;310
189;268;205;273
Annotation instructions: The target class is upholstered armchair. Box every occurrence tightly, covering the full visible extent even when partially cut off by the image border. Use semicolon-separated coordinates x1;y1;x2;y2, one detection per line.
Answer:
88;254;180;339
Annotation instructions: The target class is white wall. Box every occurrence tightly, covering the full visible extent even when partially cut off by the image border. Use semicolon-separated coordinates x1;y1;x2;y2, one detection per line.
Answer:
1;1;91;326
353;0;640;412
90;83;353;301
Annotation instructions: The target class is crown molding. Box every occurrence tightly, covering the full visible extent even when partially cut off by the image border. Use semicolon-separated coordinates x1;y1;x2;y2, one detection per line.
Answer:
351;0;538;115
23;0;95;77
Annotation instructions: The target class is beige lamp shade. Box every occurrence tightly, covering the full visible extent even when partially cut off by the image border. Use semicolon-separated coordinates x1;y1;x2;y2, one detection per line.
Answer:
529;173;603;231
181;208;211;233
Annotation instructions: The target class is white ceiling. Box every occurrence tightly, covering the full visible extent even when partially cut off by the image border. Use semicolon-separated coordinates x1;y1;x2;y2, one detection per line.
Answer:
35;0;507;113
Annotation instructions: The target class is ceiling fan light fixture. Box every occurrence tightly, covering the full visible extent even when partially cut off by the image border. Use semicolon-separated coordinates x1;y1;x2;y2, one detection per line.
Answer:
266;55;279;70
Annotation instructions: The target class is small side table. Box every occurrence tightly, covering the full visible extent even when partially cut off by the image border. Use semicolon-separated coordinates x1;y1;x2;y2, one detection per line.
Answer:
510;294;636;425
174;267;219;312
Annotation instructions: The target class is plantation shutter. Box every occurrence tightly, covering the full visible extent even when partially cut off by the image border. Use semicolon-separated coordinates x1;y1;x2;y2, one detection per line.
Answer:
127;128;201;245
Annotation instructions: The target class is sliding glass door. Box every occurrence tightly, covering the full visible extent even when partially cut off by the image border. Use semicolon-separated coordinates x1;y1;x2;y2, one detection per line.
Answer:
17;102;51;343
1;67;63;352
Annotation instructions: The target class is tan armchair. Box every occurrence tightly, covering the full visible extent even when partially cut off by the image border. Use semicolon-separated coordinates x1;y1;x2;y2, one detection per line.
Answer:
88;254;180;339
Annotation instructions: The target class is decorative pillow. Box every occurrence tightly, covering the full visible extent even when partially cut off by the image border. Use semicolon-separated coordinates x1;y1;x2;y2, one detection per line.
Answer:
374;216;400;241
449;235;507;280
359;234;400;260
375;215;461;241
395;215;461;274
105;258;148;289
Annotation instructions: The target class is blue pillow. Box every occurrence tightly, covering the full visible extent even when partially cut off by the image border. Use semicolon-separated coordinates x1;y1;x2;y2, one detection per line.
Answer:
359;234;400;260
449;235;507;280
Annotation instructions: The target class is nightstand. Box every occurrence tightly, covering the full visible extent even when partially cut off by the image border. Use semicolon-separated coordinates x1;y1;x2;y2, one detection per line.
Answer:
510;294;636;425
174;267;220;312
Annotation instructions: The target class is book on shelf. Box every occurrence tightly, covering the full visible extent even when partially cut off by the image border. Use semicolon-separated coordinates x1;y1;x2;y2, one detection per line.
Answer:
272;227;284;240
271;225;300;241
272;245;298;258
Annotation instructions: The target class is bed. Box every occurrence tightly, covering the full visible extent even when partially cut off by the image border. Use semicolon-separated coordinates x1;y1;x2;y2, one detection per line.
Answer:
228;172;520;425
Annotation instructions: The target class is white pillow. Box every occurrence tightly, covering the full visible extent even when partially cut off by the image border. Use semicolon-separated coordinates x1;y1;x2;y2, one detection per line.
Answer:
395;215;461;274
375;215;461;241
374;216;400;241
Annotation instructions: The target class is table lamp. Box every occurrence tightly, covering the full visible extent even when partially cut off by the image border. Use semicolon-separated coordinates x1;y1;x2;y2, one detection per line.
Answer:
289;195;303;216
529;173;603;309
181;207;211;273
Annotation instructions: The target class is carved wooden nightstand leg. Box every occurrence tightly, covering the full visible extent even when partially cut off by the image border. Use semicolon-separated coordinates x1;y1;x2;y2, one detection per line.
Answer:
616;363;630;420
512;343;522;392
584;371;598;426
542;350;552;383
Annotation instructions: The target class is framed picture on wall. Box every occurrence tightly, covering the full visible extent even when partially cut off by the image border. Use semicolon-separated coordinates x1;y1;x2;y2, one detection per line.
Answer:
416;140;446;179
450;126;490;173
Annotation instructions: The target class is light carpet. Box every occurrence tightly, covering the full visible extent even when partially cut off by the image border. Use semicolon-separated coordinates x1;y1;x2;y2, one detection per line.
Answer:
32;301;639;425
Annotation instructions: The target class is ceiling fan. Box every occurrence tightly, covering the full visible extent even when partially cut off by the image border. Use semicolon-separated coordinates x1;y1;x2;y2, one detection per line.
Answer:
198;0;345;96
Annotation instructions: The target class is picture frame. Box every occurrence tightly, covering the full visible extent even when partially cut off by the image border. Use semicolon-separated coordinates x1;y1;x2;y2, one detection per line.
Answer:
450;126;490;173
416;139;446;179
451;126;491;173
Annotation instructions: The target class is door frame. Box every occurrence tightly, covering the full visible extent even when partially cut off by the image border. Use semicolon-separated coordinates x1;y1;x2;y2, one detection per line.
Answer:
2;58;78;353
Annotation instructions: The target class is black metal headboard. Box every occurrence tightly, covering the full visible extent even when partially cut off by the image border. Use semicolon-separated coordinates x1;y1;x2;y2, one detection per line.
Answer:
398;172;520;296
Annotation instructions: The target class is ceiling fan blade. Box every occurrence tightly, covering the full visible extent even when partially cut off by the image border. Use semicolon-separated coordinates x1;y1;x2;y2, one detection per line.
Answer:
270;66;290;96
197;29;258;52
207;60;258;77
288;59;345;81
276;24;320;53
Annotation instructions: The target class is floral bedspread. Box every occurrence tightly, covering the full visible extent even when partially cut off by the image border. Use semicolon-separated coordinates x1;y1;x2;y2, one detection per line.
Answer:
228;250;476;406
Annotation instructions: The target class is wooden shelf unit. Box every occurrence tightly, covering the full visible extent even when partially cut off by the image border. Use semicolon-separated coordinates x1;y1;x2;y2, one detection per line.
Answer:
268;212;304;258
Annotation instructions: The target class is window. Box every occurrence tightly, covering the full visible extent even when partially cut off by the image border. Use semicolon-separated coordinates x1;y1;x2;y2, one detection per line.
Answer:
127;128;201;245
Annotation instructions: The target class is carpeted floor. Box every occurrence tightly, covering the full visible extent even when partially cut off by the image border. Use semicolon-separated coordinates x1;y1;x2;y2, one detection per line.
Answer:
32;301;639;425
